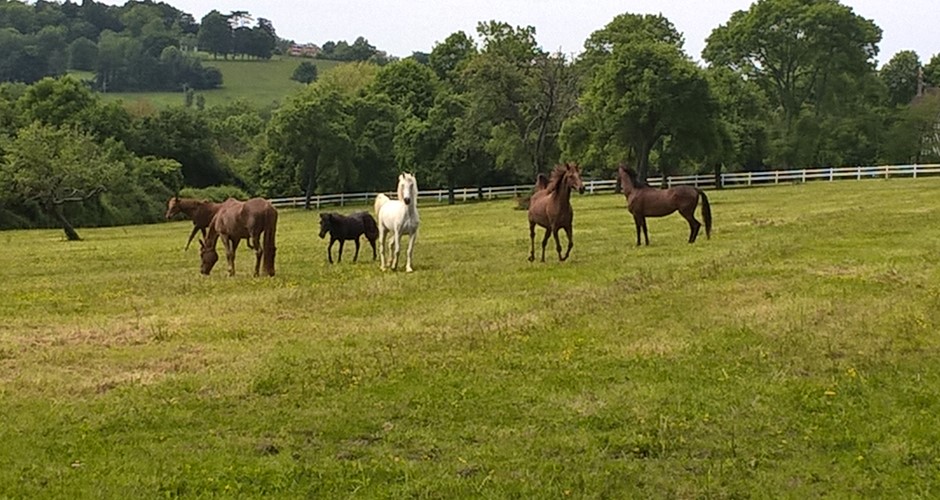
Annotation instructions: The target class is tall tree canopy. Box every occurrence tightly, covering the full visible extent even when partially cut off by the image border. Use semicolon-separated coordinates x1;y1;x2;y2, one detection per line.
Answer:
704;0;881;166
0;122;123;240
880;50;921;107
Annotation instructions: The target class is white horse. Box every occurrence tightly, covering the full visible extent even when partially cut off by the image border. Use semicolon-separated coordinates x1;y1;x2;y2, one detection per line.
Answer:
374;172;420;272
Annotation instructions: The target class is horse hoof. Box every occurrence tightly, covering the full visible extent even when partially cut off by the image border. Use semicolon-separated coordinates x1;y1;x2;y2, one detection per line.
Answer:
528;256;534;262
406;267;413;273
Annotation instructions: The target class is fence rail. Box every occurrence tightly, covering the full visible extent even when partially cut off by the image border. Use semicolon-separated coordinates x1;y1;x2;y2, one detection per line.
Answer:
268;164;940;209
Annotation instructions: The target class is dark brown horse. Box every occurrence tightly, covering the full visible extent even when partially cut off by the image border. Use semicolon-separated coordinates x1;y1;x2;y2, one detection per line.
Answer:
528;162;585;262
165;196;225;250
617;165;712;246
199;198;278;277
319;211;379;263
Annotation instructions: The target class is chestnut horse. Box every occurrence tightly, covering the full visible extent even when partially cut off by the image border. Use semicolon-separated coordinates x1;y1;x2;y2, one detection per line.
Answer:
165;196;224;250
527;162;585;262
199;198;278;277
617;165;712;246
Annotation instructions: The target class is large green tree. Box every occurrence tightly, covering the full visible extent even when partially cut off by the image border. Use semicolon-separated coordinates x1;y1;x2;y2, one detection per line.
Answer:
566;25;717;180
371;58;438;119
262;84;354;206
0;122;123;240
429;31;477;85
704;0;881;167
924;54;940;87
880;50;922;107
197;10;232;59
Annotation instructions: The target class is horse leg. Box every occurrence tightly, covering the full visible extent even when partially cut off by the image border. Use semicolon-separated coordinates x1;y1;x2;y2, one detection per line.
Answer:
338;239;345;263
369;237;377;261
390;232;401;271
552;228;563;261
352;238;360;262
254;237;263;277
633;216;643;246
561;226;573;261
378;226;387;270
405;231;417;272
327;238;334;264
683;210;701;243
223;237;238;277
528;221;536;262
642;218;650;246
540;228;551;262
185;226;200;250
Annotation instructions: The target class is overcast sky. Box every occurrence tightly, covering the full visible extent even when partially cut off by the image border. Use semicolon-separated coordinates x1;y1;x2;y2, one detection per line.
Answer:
110;0;939;65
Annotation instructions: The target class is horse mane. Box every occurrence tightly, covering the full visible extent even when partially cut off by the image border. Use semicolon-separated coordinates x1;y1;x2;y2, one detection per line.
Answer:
545;163;571;193
619;165;649;189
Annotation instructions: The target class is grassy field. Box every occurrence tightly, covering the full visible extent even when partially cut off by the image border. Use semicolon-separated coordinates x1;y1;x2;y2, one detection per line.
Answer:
2;179;940;497
92;56;341;110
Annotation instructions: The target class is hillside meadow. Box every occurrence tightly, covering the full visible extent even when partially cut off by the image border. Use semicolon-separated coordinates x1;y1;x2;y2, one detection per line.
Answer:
2;178;940;497
87;56;341;110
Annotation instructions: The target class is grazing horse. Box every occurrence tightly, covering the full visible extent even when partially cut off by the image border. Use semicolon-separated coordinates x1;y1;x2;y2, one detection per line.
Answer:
319;211;379;263
617;165;712;246
199;198;278;277
165;196;226;250
528;162;585;262
374;173;420;272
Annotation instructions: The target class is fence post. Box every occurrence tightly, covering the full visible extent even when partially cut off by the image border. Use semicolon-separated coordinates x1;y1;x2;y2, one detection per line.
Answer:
829;168;834;182
885;165;889;179
774;170;779;184
913;164;918;179
748;172;752;186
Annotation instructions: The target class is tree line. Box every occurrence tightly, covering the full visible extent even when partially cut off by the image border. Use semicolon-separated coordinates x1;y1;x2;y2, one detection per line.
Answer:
0;1;281;92
2;0;940;238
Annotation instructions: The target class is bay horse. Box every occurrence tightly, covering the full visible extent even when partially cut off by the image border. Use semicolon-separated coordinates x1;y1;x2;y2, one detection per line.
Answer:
165;196;224;250
319;211;379;263
617;165;712;246
199;198;278;277
374;173;420;272
528;162;585;262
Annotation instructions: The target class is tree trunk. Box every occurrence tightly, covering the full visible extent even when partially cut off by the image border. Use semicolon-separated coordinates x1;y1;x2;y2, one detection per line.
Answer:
302;156;319;210
636;141;653;185
447;181;456;205
52;205;82;241
303;174;314;210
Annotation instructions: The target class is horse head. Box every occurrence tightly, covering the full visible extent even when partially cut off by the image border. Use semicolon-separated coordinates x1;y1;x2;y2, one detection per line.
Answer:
398;173;418;206
318;213;331;239
165;195;181;219
199;238;219;275
565;163;585;195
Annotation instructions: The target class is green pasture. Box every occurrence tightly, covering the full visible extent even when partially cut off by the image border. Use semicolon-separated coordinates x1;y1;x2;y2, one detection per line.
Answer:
93;57;340;110
2;179;940;497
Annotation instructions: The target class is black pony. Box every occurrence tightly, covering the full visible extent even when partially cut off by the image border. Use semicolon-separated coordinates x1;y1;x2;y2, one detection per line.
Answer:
319;211;379;263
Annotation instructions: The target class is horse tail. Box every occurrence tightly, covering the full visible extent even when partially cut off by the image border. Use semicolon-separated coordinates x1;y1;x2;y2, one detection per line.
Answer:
374;193;390;218
699;189;712;239
363;213;379;241
263;206;278;276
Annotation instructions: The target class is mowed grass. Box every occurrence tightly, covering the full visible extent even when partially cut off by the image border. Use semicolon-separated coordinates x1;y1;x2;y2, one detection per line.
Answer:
3;179;940;497
97;56;341;109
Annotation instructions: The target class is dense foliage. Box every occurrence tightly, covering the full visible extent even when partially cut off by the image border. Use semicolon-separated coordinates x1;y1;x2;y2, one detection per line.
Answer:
2;0;940;235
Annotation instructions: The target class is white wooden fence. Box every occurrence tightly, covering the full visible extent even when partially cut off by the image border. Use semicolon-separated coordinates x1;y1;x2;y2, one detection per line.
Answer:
268;164;940;209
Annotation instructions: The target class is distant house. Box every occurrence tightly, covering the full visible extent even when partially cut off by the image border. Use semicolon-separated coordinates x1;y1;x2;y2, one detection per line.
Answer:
288;43;320;58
